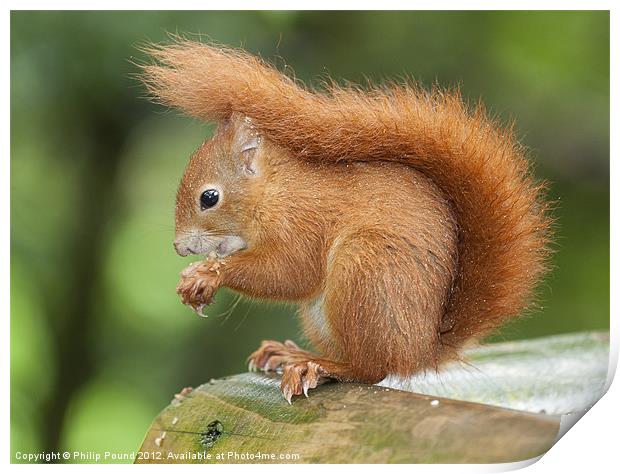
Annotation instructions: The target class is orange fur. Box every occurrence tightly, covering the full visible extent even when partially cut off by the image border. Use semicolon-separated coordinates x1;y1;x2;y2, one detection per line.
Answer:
140;39;552;387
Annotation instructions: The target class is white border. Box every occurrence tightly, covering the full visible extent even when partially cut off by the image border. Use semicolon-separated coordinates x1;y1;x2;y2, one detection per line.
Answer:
2;7;10;474
1;1;616;10
3;3;616;472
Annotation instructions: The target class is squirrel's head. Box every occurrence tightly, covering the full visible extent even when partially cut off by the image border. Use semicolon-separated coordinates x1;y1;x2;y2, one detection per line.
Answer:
173;113;265;259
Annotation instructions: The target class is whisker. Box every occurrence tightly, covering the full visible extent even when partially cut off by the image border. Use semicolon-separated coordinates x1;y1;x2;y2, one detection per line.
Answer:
175;229;237;238
234;299;253;332
218;293;243;325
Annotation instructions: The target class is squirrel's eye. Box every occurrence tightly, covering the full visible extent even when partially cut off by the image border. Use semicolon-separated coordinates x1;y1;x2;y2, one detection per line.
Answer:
200;189;220;210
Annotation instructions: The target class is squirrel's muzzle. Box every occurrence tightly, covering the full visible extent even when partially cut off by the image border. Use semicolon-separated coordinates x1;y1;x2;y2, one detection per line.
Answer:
174;233;247;258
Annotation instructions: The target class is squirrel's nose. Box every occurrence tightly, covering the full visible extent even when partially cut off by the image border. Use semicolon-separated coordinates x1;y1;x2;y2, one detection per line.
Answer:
173;240;191;257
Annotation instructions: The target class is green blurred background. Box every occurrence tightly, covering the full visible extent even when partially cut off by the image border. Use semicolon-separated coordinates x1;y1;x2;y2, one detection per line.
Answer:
10;11;609;462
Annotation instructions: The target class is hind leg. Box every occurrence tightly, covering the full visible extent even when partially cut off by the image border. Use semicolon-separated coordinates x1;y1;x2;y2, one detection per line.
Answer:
320;231;454;382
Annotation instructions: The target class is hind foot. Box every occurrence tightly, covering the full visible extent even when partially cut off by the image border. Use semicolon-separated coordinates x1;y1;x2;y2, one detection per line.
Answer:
247;339;355;403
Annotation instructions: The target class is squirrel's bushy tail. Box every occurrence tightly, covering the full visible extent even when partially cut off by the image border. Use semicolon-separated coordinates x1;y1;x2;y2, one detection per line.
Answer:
140;39;552;353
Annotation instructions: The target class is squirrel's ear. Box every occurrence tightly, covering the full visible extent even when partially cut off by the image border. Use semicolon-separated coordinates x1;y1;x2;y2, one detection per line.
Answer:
230;113;261;176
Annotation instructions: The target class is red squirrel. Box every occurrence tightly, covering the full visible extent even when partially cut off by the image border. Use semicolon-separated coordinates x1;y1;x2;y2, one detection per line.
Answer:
140;40;552;402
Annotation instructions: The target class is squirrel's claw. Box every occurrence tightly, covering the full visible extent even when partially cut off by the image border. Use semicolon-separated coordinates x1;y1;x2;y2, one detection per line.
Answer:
282;385;293;405
280;361;325;403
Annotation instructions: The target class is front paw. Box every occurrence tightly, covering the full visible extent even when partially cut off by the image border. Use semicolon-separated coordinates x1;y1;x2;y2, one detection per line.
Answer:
176;261;224;314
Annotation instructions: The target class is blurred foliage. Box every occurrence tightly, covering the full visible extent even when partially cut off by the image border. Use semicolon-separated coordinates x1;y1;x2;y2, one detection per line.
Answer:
10;11;609;463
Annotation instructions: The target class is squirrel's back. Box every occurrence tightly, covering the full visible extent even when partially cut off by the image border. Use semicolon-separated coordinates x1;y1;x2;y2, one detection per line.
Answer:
141;40;553;355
